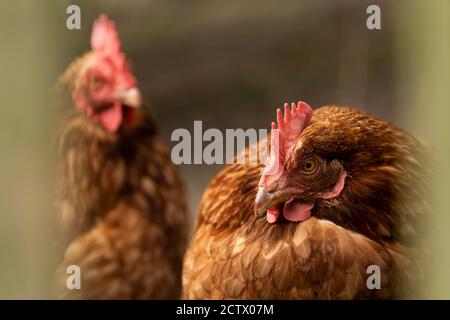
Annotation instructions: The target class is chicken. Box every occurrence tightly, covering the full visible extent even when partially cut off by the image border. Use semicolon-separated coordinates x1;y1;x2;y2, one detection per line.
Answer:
54;15;187;299
183;101;429;299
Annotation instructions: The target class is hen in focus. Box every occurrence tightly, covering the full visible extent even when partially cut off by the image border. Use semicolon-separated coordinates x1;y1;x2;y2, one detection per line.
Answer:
183;101;429;299
55;15;187;299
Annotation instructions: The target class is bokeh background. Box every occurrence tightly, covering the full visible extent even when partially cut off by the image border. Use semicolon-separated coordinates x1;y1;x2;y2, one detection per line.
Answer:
0;0;448;298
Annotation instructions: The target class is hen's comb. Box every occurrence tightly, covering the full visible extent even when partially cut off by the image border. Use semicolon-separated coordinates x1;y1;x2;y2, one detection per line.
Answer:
261;101;312;179
277;101;312;158
91;14;121;54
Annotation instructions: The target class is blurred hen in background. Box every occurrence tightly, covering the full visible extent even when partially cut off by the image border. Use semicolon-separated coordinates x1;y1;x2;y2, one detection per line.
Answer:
54;15;187;299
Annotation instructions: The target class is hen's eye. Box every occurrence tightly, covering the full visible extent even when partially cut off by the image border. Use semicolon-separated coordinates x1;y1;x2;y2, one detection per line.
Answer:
301;158;319;174
91;76;105;90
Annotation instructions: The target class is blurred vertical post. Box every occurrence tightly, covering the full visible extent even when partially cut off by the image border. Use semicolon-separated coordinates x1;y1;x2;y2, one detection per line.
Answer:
0;1;61;298
396;1;450;298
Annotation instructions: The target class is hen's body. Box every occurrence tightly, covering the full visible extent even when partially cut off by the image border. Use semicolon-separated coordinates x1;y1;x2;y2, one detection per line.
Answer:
183;106;428;299
55;110;187;299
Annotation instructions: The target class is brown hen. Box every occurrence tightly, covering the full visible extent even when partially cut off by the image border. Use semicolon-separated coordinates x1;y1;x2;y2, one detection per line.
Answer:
183;102;429;299
54;15;187;299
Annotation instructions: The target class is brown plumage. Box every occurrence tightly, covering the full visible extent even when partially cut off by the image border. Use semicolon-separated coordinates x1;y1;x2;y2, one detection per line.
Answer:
183;103;429;299
54;15;187;299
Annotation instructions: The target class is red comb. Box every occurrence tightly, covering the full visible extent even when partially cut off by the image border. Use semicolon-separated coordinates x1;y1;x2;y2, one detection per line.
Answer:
91;14;121;54
260;101;312;183
88;14;135;88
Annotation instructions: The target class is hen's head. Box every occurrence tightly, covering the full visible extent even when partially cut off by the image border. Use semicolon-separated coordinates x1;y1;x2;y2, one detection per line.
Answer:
255;102;427;241
64;15;141;133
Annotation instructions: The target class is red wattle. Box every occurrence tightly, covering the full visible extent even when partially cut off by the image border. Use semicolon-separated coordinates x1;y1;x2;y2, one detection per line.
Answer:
99;102;122;133
267;207;280;224
283;199;313;222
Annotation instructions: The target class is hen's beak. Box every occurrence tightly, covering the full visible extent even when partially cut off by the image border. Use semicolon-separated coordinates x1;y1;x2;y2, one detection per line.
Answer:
119;87;142;108
254;188;274;216
254;187;289;217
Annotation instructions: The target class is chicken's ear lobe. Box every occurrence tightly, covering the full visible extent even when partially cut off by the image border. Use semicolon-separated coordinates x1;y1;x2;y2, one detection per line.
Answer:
91;14;121;54
321;171;347;199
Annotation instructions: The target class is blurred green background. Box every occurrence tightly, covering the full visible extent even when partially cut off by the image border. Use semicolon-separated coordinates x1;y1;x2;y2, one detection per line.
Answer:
0;0;448;298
